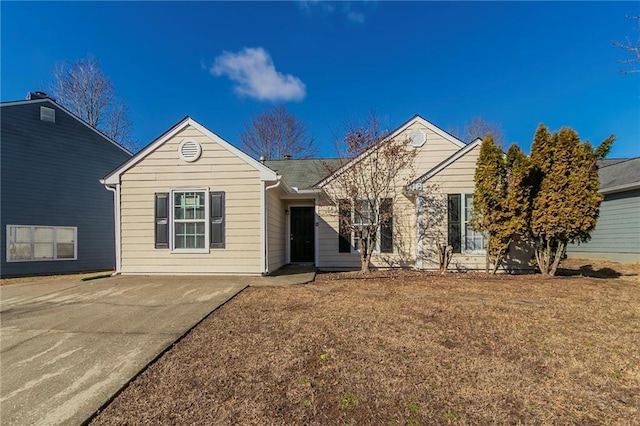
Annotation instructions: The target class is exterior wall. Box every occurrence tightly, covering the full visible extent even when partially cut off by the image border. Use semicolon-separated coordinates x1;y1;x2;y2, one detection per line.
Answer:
420;144;534;271
567;189;640;263
118;124;265;274
420;145;484;270
316;121;460;270
316;195;417;270
0;101;131;277
267;186;286;272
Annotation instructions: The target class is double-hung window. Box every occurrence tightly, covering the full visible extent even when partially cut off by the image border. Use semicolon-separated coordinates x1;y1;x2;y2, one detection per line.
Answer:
173;191;206;250
338;198;393;254
447;194;486;254
353;199;373;252
6;225;77;262
154;190;225;252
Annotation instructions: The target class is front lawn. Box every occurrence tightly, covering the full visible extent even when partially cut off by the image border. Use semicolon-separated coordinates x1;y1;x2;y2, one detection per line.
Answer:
92;268;639;425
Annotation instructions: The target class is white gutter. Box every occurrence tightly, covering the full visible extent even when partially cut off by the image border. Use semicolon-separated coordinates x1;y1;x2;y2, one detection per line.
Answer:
263;177;282;275
102;181;121;275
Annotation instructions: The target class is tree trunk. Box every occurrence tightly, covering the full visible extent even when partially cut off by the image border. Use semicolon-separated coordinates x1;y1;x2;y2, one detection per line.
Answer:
549;241;566;277
485;235;491;274
535;244;548;276
491;239;512;275
360;251;371;274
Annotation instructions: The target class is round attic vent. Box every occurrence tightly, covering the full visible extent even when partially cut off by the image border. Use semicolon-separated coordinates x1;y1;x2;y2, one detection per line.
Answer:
178;139;202;162
407;129;426;148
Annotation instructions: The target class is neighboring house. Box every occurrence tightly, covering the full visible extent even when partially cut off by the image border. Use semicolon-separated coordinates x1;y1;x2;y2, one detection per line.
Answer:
567;157;640;263
102;115;531;275
1;92;132;277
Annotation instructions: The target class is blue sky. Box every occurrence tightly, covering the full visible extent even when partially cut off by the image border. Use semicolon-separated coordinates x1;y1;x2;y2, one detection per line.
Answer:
2;1;639;158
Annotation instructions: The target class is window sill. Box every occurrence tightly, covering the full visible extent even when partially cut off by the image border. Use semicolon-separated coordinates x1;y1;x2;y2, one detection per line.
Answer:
6;258;78;263
170;249;210;254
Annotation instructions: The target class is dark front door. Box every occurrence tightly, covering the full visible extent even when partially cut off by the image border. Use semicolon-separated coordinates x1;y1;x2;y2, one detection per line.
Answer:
290;207;315;263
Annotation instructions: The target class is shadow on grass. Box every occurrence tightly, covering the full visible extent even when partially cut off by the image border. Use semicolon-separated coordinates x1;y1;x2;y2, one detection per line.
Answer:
557;264;626;279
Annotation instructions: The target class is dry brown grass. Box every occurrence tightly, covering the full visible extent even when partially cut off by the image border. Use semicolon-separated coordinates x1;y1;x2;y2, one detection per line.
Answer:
92;264;640;425
0;271;112;286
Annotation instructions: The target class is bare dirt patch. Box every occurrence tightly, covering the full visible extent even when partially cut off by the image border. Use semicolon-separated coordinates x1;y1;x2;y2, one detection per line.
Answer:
92;268;639;425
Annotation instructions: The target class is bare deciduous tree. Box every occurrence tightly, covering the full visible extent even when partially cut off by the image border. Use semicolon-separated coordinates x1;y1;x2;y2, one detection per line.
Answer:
240;105;316;160
49;55;134;148
321;112;418;274
450;117;505;148
612;15;640;74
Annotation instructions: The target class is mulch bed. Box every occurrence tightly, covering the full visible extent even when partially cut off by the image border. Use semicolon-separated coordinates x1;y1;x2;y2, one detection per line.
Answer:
92;265;639;425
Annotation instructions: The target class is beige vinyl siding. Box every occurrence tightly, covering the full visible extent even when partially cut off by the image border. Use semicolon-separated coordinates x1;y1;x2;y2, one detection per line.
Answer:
316;122;460;270
317;196;417;269
119;125;264;275
419;144;484;270
419;144;534;271
267;187;286;272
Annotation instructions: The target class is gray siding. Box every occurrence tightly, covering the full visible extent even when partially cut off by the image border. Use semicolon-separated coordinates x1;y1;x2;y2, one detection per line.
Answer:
567;189;640;262
1;100;131;277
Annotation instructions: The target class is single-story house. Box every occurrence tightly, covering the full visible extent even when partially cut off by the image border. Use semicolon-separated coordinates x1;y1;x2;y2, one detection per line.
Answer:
1;92;132;277
101;115;532;275
567;157;640;263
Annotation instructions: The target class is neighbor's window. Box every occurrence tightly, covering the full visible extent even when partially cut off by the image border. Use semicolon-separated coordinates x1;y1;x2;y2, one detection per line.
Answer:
447;194;486;254
6;225;77;262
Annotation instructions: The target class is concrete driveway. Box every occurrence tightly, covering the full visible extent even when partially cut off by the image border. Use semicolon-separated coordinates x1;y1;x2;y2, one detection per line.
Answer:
0;275;249;426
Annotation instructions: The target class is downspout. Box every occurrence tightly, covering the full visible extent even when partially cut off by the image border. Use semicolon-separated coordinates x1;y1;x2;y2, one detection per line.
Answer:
263;177;282;276
415;193;424;270
104;183;121;275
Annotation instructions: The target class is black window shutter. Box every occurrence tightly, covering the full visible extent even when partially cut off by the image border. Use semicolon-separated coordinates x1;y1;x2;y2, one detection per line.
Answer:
155;193;169;249
338;199;351;253
447;194;461;254
210;192;225;248
380;198;393;253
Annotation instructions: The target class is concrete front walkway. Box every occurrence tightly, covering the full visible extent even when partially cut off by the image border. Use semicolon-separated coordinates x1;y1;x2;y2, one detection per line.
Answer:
0;272;313;426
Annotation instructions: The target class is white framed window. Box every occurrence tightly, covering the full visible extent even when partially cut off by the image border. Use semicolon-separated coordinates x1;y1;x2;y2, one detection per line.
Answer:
447;194;486;254
155;190;226;252
6;225;77;262
171;190;208;253
352;199;373;252
338;198;393;254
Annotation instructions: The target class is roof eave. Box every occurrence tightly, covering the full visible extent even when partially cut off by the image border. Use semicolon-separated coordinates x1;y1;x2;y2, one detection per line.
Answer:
600;182;640;195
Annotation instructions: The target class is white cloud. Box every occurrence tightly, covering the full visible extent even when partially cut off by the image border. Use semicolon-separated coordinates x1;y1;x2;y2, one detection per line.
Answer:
211;47;306;102
299;0;334;14
347;11;365;23
299;1;370;23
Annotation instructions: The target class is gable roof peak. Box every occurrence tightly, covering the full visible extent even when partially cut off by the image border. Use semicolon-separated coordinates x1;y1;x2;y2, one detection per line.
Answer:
102;116;277;185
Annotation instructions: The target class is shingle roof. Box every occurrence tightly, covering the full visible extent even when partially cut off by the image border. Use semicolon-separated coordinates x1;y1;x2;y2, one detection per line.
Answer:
598;157;640;192
264;158;342;190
